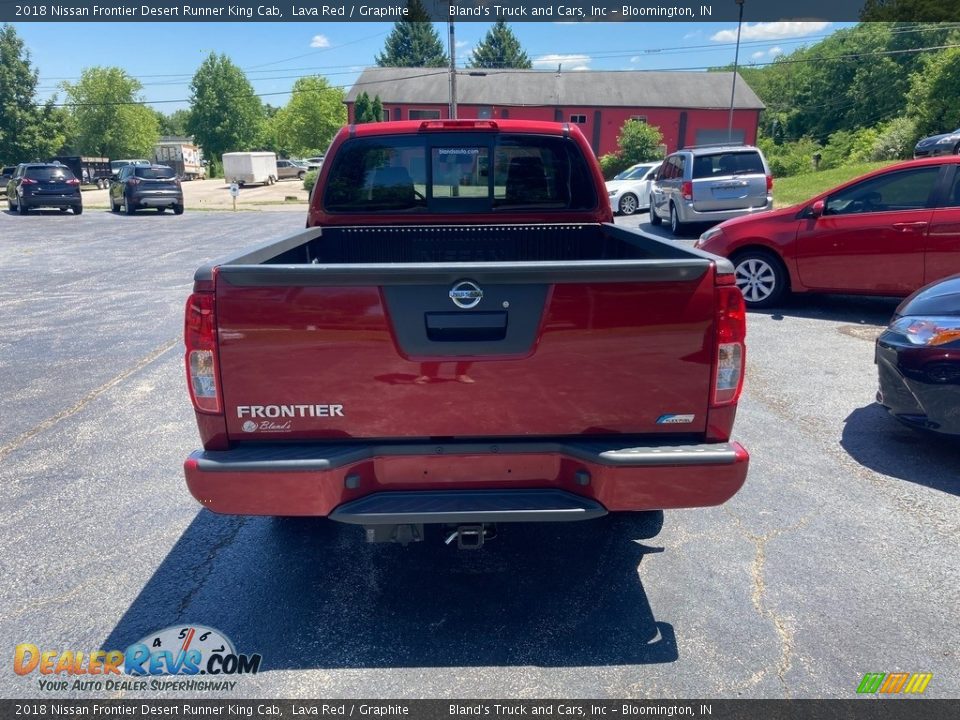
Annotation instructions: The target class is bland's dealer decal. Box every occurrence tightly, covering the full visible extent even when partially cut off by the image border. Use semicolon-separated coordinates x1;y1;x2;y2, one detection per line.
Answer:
237;404;344;432
14;625;261;692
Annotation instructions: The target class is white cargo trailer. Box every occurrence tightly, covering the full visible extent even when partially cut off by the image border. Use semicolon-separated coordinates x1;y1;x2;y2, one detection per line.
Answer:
222;152;278;187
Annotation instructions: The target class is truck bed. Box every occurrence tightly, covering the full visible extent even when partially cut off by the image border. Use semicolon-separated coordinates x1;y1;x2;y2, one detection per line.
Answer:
196;223;730;444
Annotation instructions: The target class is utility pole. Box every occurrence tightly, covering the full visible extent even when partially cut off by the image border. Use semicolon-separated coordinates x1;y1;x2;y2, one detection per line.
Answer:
449;20;457;119
727;0;745;142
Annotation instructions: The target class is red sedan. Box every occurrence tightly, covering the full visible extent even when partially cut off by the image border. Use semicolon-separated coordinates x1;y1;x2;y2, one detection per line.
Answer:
695;156;960;308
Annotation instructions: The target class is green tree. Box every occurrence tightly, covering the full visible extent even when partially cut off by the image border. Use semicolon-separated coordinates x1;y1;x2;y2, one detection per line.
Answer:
375;0;448;67
598;121;664;178
61;66;159;158
156;108;192;137
618;121;663;164
353;92;385;123
908;46;960;138
272;76;346;157
187;53;264;161
467;21;531;69
861;0;960;21
0;24;67;163
371;95;384;122
354;91;372;123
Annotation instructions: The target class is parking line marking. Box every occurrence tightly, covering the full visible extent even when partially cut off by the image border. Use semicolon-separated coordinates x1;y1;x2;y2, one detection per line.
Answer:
0;338;179;464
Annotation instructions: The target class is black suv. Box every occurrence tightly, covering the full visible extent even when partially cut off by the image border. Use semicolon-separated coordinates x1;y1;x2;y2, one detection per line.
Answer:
110;164;184;215
6;163;83;215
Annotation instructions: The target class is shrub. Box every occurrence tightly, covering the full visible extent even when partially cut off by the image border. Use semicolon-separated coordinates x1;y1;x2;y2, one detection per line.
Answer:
303;170;318;193
599;153;630;179
764;137;823;178
821;128;878;169
868;117;917;161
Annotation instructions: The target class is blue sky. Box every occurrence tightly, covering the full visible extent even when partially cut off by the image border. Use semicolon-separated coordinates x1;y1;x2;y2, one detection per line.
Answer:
15;20;854;111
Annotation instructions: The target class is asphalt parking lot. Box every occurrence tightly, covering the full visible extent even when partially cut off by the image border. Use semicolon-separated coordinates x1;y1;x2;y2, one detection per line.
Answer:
1;206;957;699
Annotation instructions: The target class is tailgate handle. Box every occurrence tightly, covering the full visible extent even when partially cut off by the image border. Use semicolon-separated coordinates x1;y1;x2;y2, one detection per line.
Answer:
425;312;507;342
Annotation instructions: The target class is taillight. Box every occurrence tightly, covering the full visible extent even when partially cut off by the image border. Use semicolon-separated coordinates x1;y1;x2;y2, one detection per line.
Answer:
712;286;746;406
681;181;693;200
766;175;773;192
66;178;80;185
185;292;221;414
20;178;37;185
128;177;141;185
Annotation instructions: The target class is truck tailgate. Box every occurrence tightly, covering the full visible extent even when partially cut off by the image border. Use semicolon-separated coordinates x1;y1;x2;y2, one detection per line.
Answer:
214;252;718;441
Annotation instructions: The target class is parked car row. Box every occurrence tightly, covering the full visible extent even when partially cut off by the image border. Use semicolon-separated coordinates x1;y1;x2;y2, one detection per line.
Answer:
4;160;187;216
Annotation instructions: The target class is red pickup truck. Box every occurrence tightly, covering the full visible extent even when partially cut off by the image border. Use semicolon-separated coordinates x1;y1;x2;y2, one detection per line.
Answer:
183;120;749;547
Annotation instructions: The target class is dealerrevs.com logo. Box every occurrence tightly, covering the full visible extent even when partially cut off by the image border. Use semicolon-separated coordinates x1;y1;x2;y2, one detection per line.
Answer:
14;625;262;692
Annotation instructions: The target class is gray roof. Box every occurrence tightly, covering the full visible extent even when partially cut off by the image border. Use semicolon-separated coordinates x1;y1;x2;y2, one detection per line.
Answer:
346;68;764;110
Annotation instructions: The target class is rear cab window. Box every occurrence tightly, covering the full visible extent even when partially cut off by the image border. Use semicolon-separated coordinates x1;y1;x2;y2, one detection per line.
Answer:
323;132;598;214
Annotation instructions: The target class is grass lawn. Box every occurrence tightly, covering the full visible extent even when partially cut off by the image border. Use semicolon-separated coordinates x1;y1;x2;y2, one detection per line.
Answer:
772;161;894;208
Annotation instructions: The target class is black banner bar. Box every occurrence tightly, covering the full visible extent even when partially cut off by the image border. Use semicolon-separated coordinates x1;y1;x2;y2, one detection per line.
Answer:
2;0;959;24
1;700;958;720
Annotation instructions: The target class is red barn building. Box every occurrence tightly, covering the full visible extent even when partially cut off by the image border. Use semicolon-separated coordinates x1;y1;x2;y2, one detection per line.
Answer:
345;68;765;156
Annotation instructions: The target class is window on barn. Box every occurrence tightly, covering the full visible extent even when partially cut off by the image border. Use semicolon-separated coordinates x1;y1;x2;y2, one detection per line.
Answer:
570;114;587;124
410;109;442;120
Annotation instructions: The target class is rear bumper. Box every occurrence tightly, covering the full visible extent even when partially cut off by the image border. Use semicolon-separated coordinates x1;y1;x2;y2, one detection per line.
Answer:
21;195;81;209
183;439;749;520
677;198;773;224
130;191;183;207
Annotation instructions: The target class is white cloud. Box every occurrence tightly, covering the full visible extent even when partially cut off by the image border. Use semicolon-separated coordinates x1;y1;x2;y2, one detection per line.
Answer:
711;21;831;43
455;40;471;49
310;34;330;48
683;30;703;40
751;51;765;60
768;46;784;56
532;53;592;69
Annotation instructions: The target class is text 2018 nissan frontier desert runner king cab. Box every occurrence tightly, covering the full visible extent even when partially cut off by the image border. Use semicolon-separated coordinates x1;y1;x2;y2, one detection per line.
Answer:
183;120;749;548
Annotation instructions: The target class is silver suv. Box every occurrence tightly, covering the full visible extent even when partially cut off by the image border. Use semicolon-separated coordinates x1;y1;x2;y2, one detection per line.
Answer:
650;145;772;235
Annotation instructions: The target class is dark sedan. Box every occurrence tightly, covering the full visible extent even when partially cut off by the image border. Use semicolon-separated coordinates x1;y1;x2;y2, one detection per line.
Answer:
876;274;960;436
914;128;960;158
110;164;184;215
6;163;82;214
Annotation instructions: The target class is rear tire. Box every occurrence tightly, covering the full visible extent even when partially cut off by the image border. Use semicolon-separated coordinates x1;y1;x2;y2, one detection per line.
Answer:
73;205;83;215
298;171;305;180
649;197;662;226
732;249;788;308
173;204;184;215
17;199;28;215
124;197;135;215
669;204;684;236
111;198;120;213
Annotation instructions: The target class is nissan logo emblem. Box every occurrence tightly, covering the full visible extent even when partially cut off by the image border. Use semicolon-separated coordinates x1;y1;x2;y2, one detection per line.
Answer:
449;280;483;309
